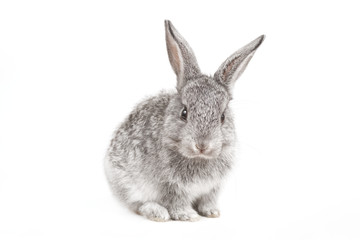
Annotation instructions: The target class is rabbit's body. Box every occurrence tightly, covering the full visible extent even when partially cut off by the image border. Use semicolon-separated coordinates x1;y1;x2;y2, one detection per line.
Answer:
105;91;234;221
105;20;264;221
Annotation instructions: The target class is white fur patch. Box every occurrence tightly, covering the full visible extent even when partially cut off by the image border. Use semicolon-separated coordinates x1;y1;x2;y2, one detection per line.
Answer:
186;178;219;200
127;180;160;203
104;155;160;203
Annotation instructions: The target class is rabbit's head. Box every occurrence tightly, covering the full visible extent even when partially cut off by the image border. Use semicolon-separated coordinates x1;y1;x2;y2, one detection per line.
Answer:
163;20;264;160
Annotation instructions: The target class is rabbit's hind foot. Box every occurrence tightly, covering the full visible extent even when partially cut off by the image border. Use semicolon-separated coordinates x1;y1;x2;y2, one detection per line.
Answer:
137;202;170;222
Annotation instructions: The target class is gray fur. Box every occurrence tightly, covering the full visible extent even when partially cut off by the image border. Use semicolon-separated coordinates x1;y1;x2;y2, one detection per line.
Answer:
105;20;265;221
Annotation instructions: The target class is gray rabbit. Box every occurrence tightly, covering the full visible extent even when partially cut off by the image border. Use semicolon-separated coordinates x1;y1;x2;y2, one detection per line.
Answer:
105;20;264;221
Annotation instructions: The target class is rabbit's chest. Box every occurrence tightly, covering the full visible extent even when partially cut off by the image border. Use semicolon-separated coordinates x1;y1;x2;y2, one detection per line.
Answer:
185;177;219;199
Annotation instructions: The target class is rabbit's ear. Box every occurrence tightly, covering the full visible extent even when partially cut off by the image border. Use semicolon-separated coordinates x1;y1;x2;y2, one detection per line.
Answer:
165;20;201;91
214;35;265;95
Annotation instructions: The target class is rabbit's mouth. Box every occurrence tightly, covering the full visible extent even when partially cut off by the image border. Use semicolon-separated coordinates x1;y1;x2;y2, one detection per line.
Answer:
194;152;218;160
166;136;222;159
180;144;221;160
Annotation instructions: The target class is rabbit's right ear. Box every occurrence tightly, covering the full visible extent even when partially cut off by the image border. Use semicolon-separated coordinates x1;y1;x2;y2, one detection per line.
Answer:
214;35;265;96
165;20;201;91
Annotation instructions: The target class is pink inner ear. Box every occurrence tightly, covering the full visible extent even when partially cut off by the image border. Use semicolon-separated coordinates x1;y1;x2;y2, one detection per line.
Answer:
167;36;182;76
221;51;254;85
222;58;237;82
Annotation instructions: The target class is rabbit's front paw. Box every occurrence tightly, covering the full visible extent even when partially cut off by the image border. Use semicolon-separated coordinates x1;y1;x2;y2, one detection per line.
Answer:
138;202;170;222
197;205;220;218
169;208;200;221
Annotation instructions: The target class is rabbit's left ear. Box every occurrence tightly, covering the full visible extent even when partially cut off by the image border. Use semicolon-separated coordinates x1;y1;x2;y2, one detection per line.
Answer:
214;35;265;95
165;20;201;91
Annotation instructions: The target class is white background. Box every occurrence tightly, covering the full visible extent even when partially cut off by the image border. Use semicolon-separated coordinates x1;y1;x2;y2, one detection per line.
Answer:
1;0;359;239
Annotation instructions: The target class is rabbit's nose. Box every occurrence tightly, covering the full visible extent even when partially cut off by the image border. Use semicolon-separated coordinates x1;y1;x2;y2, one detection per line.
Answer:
195;143;208;153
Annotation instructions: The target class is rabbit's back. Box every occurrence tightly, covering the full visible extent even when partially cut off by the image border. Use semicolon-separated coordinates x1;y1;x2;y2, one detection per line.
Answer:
108;92;173;159
105;92;174;204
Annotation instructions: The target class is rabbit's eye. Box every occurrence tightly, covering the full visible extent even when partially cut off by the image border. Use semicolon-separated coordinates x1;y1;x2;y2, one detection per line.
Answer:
181;107;187;121
221;113;225;123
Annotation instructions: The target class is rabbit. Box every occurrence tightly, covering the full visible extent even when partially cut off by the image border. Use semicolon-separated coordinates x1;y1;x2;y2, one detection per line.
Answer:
104;20;265;222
